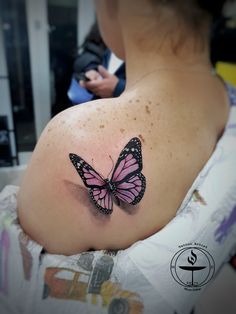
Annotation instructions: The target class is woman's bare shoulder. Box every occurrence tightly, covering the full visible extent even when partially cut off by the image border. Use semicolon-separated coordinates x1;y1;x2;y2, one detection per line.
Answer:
17;85;227;255
17;98;145;254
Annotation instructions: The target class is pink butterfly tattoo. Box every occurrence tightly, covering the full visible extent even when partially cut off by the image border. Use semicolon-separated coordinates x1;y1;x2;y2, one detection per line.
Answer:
69;137;146;215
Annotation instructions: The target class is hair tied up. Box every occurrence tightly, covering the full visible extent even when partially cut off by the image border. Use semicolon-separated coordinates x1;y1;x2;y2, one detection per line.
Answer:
197;0;227;17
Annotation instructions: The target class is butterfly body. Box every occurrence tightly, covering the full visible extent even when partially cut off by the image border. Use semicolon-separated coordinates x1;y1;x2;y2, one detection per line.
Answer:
103;178;122;207
104;178;115;192
69;137;146;215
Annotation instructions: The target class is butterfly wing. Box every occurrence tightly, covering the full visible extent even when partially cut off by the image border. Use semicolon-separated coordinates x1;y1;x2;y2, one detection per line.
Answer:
69;153;113;214
69;153;106;188
114;173;146;205
111;137;146;205
89;188;113;215
111;137;143;182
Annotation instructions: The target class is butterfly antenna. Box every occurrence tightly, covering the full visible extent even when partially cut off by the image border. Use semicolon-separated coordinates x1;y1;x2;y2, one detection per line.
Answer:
106;155;114;178
92;158;105;179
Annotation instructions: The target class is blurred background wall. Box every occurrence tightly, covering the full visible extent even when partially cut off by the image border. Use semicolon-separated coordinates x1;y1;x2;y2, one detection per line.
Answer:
0;0;95;167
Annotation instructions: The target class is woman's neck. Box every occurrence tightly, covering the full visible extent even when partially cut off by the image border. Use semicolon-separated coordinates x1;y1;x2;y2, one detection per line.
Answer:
119;12;212;91
124;44;213;91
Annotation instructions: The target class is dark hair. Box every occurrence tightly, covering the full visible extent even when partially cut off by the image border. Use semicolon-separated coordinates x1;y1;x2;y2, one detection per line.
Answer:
73;21;107;74
157;0;227;16
82;21;106;49
197;0;227;17
153;0;228;28
148;0;229;53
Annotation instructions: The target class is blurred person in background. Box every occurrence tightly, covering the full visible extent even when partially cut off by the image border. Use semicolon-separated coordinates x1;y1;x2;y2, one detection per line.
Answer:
68;22;126;104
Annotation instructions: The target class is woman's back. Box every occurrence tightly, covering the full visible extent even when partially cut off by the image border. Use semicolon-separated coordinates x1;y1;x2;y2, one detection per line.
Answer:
17;69;230;255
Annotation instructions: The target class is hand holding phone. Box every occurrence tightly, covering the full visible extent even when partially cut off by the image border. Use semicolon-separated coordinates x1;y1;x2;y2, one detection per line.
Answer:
74;72;91;82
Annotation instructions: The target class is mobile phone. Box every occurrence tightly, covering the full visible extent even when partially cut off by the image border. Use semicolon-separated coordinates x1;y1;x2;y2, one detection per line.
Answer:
74;72;91;82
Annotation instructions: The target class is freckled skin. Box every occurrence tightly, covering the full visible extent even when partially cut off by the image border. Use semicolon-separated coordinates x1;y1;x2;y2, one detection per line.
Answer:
17;77;229;255
138;134;145;143
145;105;151;114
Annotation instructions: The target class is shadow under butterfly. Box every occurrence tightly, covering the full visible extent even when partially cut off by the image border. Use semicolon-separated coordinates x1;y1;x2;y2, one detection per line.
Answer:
69;137;146;215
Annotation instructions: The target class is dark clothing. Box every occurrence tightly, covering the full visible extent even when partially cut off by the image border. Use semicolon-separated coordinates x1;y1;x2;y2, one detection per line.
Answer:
211;16;236;65
73;42;105;76
68;49;126;104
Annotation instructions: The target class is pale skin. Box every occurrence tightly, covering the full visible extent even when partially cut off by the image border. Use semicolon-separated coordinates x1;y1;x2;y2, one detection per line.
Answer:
17;0;230;255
